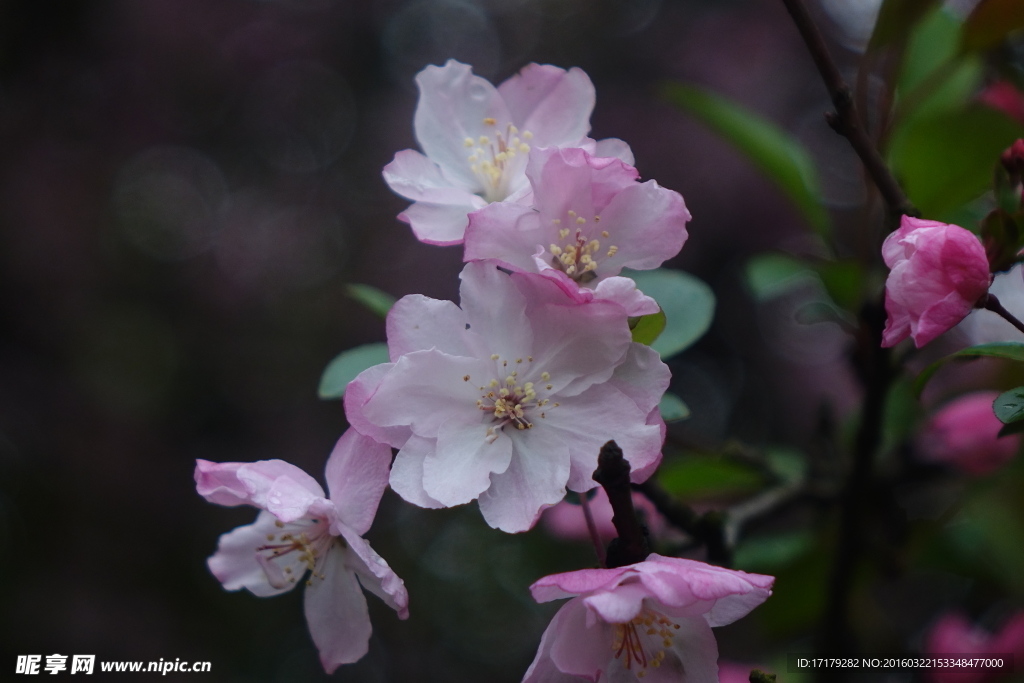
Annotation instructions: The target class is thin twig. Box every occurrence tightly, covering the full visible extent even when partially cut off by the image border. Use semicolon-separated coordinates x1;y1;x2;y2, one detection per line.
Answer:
980;293;1024;336
593;441;650;568
778;0;918;218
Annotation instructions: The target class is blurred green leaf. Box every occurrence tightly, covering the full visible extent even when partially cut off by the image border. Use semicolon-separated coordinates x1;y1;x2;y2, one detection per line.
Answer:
900;8;962;92
627;269;715;358
346;284;396;318
318;343;390;399
882;377;924;453
764;447;808;485
630;309;667;347
994;386;1024;424
889;107;1024;218
657;456;763;499
815;260;865;311
915;342;1024;396
658;392;690;422
733;530;814;572
661;83;830;238
869;0;941;52
962;0;1024;52
745;253;817;301
945;483;1024;592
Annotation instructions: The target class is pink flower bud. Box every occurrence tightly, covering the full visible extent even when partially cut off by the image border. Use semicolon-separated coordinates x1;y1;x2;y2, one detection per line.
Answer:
1001;139;1024;178
881;216;992;348
917;392;1020;476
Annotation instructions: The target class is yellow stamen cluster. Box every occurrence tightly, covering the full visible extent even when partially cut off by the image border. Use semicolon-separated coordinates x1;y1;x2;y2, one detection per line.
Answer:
466;118;533;202
548;212;619;282
258;519;336;587
475;355;556;436
611;608;680;678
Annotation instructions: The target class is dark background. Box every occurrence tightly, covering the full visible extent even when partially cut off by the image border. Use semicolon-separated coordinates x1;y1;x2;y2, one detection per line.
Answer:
0;0;883;680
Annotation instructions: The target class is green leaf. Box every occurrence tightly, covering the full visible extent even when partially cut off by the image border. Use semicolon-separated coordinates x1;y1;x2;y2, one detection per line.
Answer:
733;530;814;572
962;0;1024;52
657;456;764;499
914;342;1024;396
814;260;865;311
627;268;715;358
658;393;690;422
745;253;817;301
764;447;808;485
899;7;962;93
346;284;396;318
868;0;941;52
661;83;830;238
889;107;1024;218
994;386;1024;424
318;343;390;399
630;309;667;347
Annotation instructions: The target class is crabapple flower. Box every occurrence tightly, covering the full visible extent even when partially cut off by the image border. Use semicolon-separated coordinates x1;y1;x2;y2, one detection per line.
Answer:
925;612;1024;683
346;260;669;533
195;429;409;673
524;555;774;683
917;392;1021;476
881;216;992;348
463;146;689;315
383;60;633;246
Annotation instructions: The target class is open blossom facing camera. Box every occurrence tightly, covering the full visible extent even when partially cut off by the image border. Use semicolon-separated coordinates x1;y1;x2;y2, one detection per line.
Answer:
464;146;690;314
881;216;992;348
383;59;633;245
345;261;669;533
523;555;774;683
195;429;409;673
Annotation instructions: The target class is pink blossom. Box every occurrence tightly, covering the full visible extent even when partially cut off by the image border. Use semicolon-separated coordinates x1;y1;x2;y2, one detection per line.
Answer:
346;261;669;533
925;612;1024;683
881;216;991;348
383;60;633;246
463;147;689;315
543;488;667;544
523;555;774;683
980;81;1024;127
195;429;409;673
917;392;1021;476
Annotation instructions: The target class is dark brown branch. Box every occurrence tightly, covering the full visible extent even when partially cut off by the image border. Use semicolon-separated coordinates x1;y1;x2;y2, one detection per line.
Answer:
779;0;918;218
979;293;1024;336
593;441;650;568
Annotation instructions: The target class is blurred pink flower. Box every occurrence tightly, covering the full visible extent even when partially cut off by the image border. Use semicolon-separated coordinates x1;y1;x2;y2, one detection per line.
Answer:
918;392;1020;476
980;81;1024;127
925;612;1024;683
542;488;667;544
718;661;763;683
195;429;409;673
346;261;669;533
523;555;774;683
383;60;632;245
464;146;689;316
881;216;991;348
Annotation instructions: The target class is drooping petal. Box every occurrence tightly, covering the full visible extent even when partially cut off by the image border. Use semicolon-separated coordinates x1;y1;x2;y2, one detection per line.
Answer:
639;556;774;627
303;543;372;674
324;428;393;536
235;460;328;523
389;435;445;509
195;460;249;507
477;426;571;533
422;415;514;506
497;63;594;148
398;193;489;246
344;362;412;449
206;511;299;598
361;349;492;438
414;60;513;192
523;598;605;683
386;293;471;360
540;384;663;491
547;598;614;681
337;525;410;619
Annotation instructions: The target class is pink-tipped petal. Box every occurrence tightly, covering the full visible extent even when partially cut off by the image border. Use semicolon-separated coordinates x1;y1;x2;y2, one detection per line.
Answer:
497;63;594;147
303;544;372;674
337;525;410;620
324;429;393;536
344;363;412;450
195;460;248;506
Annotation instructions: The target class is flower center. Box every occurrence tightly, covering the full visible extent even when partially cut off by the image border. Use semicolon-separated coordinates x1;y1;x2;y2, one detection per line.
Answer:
257;517;339;588
611;608;681;679
547;211;618;283
463;118;533;203
469;355;558;441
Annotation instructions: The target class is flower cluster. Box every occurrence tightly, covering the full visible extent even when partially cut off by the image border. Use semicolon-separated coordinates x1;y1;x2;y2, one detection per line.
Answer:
196;59;770;681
